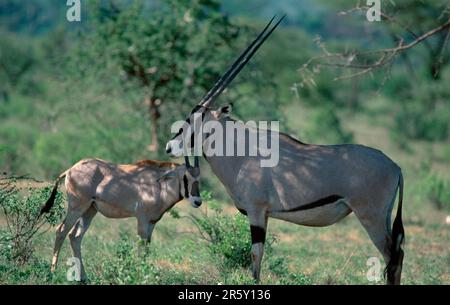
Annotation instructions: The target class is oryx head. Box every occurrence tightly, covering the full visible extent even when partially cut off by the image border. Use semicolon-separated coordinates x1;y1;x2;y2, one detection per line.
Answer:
165;15;285;158
158;156;202;208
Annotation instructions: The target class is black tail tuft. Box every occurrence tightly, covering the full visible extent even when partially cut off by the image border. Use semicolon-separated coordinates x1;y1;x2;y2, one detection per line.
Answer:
385;172;405;285
40;183;59;215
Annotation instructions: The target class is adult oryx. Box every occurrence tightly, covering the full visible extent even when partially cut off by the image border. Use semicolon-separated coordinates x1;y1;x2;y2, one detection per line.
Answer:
165;16;405;285
40;156;201;281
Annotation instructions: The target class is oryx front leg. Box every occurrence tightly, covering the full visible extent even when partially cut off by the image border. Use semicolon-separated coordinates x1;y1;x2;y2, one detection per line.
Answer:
248;211;268;282
137;218;155;255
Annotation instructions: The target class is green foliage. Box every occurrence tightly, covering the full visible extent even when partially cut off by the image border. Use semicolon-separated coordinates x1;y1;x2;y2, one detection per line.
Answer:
98;230;202;284
275;272;313;285
267;256;288;277
0;0;285;179
70;0;277;155
0;0;64;34
0;31;41;100
298;0;450;147
100;231;152;284
304;105;353;144
423;174;450;213
393;71;450;142
0;256;53;284
0;177;64;263
190;191;276;270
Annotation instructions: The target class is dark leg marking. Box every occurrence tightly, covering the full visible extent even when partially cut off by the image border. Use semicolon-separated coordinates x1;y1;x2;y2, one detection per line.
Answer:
250;225;266;244
183;175;189;198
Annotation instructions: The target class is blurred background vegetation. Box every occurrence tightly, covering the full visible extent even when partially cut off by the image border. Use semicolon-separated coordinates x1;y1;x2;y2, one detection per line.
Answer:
0;0;448;178
0;0;448;209
1;0;449;214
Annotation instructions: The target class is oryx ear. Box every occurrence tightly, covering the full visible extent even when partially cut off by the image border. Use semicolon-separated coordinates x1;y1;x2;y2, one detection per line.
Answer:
156;169;177;182
212;103;233;119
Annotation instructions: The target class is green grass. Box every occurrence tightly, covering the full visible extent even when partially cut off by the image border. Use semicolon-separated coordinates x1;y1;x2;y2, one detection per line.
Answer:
1;191;448;285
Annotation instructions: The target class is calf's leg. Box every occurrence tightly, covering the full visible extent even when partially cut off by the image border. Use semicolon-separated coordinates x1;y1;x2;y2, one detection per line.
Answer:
68;206;97;281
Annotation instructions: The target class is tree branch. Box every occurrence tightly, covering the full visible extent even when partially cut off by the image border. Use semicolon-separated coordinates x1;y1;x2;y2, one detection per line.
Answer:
300;19;450;82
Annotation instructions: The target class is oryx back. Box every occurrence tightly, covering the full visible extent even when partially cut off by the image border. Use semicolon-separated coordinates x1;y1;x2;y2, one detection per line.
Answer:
66;158;172;218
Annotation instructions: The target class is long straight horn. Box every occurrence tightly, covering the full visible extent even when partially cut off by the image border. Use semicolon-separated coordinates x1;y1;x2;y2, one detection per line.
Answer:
199;15;277;106
202;15;285;107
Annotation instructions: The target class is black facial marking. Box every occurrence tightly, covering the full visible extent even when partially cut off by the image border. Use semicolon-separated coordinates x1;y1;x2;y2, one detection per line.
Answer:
282;195;344;212
250;225;266;244
174;128;183;138
191;181;199;197
183;175;189;198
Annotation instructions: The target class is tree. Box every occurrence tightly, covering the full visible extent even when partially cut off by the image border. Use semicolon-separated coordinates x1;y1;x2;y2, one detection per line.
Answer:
298;0;450;143
0;31;38;101
303;0;450;81
76;0;249;154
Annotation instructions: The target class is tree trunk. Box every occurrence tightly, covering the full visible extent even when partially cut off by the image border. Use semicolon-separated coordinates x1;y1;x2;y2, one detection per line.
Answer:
146;95;161;153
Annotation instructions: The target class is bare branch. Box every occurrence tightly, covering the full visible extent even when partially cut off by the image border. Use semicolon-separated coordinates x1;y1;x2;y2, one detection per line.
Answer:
434;26;450;78
301;19;450;82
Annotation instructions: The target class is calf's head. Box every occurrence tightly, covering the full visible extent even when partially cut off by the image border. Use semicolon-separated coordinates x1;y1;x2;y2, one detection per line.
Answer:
158;156;202;208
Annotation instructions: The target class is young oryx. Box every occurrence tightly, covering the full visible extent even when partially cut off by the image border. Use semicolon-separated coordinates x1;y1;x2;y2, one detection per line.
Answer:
40;156;201;281
165;16;405;285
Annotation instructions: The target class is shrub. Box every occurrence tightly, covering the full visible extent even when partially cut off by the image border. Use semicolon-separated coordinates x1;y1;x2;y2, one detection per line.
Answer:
394;79;450;142
423;174;450;213
301;105;354;144
189;191;277;270
267;256;289;277
100;231;150;284
0;256;53;284
0;176;64;264
99;230;200;284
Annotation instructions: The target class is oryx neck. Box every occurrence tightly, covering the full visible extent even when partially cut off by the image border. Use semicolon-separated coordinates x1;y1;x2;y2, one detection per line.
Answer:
159;170;184;207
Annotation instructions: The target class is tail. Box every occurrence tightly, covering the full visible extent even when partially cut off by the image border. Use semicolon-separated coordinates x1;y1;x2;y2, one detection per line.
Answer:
386;171;405;285
39;170;68;215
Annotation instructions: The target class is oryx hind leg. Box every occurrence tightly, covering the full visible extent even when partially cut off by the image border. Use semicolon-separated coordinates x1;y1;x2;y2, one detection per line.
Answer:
51;195;91;272
354;211;392;264
348;183;399;284
68;205;97;282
